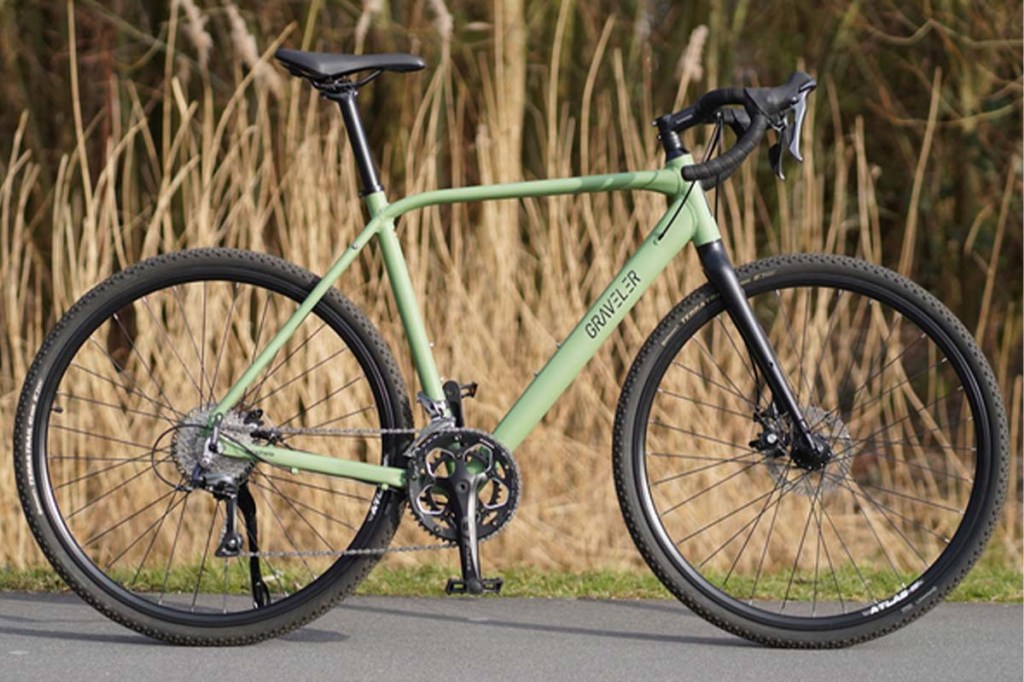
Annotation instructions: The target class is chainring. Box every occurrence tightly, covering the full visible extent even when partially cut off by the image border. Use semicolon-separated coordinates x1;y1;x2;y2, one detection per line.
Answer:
406;429;520;542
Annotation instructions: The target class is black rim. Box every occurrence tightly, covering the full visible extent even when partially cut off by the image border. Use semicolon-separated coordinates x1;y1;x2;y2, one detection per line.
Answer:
632;263;992;631
31;255;404;628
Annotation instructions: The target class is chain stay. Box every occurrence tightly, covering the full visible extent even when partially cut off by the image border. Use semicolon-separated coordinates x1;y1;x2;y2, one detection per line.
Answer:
224;423;463;557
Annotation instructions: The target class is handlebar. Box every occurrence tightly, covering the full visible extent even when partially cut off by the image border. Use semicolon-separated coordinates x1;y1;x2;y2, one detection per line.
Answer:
655;71;816;188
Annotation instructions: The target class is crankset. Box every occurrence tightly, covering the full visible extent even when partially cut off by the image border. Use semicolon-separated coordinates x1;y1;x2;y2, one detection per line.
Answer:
406;428;520;595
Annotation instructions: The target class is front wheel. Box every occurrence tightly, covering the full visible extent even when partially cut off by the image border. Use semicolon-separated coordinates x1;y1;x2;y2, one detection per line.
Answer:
14;248;413;645
614;254;1007;647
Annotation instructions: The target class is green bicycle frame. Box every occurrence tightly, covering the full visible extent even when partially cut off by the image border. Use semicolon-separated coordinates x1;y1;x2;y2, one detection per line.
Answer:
216;154;722;486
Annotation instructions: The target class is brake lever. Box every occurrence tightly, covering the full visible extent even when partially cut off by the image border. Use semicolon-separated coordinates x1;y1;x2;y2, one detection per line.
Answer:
768;87;812;180
787;90;809;162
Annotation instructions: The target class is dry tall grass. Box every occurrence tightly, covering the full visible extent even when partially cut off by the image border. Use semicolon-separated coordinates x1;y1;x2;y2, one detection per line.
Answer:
0;4;1019;579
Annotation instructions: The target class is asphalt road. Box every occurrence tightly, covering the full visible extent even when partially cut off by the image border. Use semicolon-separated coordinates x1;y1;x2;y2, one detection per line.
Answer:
0;593;1020;681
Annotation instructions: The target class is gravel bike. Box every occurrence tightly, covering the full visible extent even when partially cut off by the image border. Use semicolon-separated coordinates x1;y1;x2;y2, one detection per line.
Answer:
14;48;1008;647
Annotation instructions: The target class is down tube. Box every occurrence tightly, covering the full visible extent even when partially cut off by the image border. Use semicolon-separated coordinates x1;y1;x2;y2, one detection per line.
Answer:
493;194;697;451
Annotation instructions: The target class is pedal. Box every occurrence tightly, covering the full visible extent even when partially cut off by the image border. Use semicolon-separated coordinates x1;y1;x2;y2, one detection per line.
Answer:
442;380;478;428
445;577;503;595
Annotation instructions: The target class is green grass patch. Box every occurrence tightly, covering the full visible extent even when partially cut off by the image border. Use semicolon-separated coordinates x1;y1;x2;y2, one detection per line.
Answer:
356;563;1023;602
2;561;1019;603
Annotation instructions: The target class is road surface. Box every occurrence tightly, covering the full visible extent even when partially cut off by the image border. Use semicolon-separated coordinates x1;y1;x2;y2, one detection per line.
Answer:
0;594;1020;681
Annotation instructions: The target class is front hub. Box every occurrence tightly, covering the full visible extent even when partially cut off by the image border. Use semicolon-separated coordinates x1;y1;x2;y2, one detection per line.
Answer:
790;431;833;471
757;405;854;496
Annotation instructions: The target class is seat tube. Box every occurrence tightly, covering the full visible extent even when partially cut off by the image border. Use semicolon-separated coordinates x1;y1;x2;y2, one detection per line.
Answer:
334;88;446;404
374;218;447;403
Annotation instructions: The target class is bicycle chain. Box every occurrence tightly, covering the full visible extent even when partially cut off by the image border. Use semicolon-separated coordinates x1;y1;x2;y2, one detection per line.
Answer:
239;542;455;559
228;422;460;559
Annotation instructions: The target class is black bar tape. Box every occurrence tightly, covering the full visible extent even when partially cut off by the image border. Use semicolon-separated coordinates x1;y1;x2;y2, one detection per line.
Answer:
681;112;767;183
693;87;747;121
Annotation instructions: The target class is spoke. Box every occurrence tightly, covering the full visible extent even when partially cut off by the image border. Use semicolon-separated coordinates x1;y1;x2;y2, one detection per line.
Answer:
251;475;355;536
839;389;962;452
797;285;812;405
806;290;844;407
50;423;168;454
191;500;220;612
701;465;807;574
834;479;909;585
107;490;187;571
249;479;318;581
81;489;178;547
72;355;182;424
138;296;205;400
715;315;757;385
252;351;351;406
653;451;762;486
679;479;788;546
692;335;752;407
774;289;816;403
304;404;375;431
244;322;327;406
843;330;927;414
208;283;241;397
236;291;273;405
808;354;947;436
54;450;172;490
657;389;752;419
819;503;877;604
841;358;948;423
649;451;760;463
811;493;823;615
670;361;756;407
170;285;209;405
56;392;174;424
658;460;762;516
97;314;184;422
781;471;828;611
259;474;371;504
130;484;190;587
856;473;965;516
65;458;173;518
836;446;974;484
158;493;190;605
649;420;759;452
279;377;366;427
826;296;878;412
843;435;975;452
831;478;953;544
50;454;160;462
201;282;209;403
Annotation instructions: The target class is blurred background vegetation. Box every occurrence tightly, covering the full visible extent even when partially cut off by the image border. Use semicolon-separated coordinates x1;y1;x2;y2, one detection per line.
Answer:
0;0;1020;571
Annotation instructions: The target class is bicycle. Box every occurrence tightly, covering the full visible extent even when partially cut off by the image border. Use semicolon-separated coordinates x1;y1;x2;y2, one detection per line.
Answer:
13;48;1008;648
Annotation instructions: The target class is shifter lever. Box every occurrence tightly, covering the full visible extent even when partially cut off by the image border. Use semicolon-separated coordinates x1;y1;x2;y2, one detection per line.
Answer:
788;90;810;162
769;86;813;180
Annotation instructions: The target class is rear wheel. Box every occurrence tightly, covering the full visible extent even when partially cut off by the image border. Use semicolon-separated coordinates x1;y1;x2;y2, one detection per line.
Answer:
614;254;1007;647
14;248;413;645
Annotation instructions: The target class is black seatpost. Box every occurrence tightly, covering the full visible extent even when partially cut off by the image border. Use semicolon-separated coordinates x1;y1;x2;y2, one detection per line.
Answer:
329;87;384;196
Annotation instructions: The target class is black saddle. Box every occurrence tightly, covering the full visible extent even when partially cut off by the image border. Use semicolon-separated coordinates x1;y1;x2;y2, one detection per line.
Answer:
275;48;425;82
